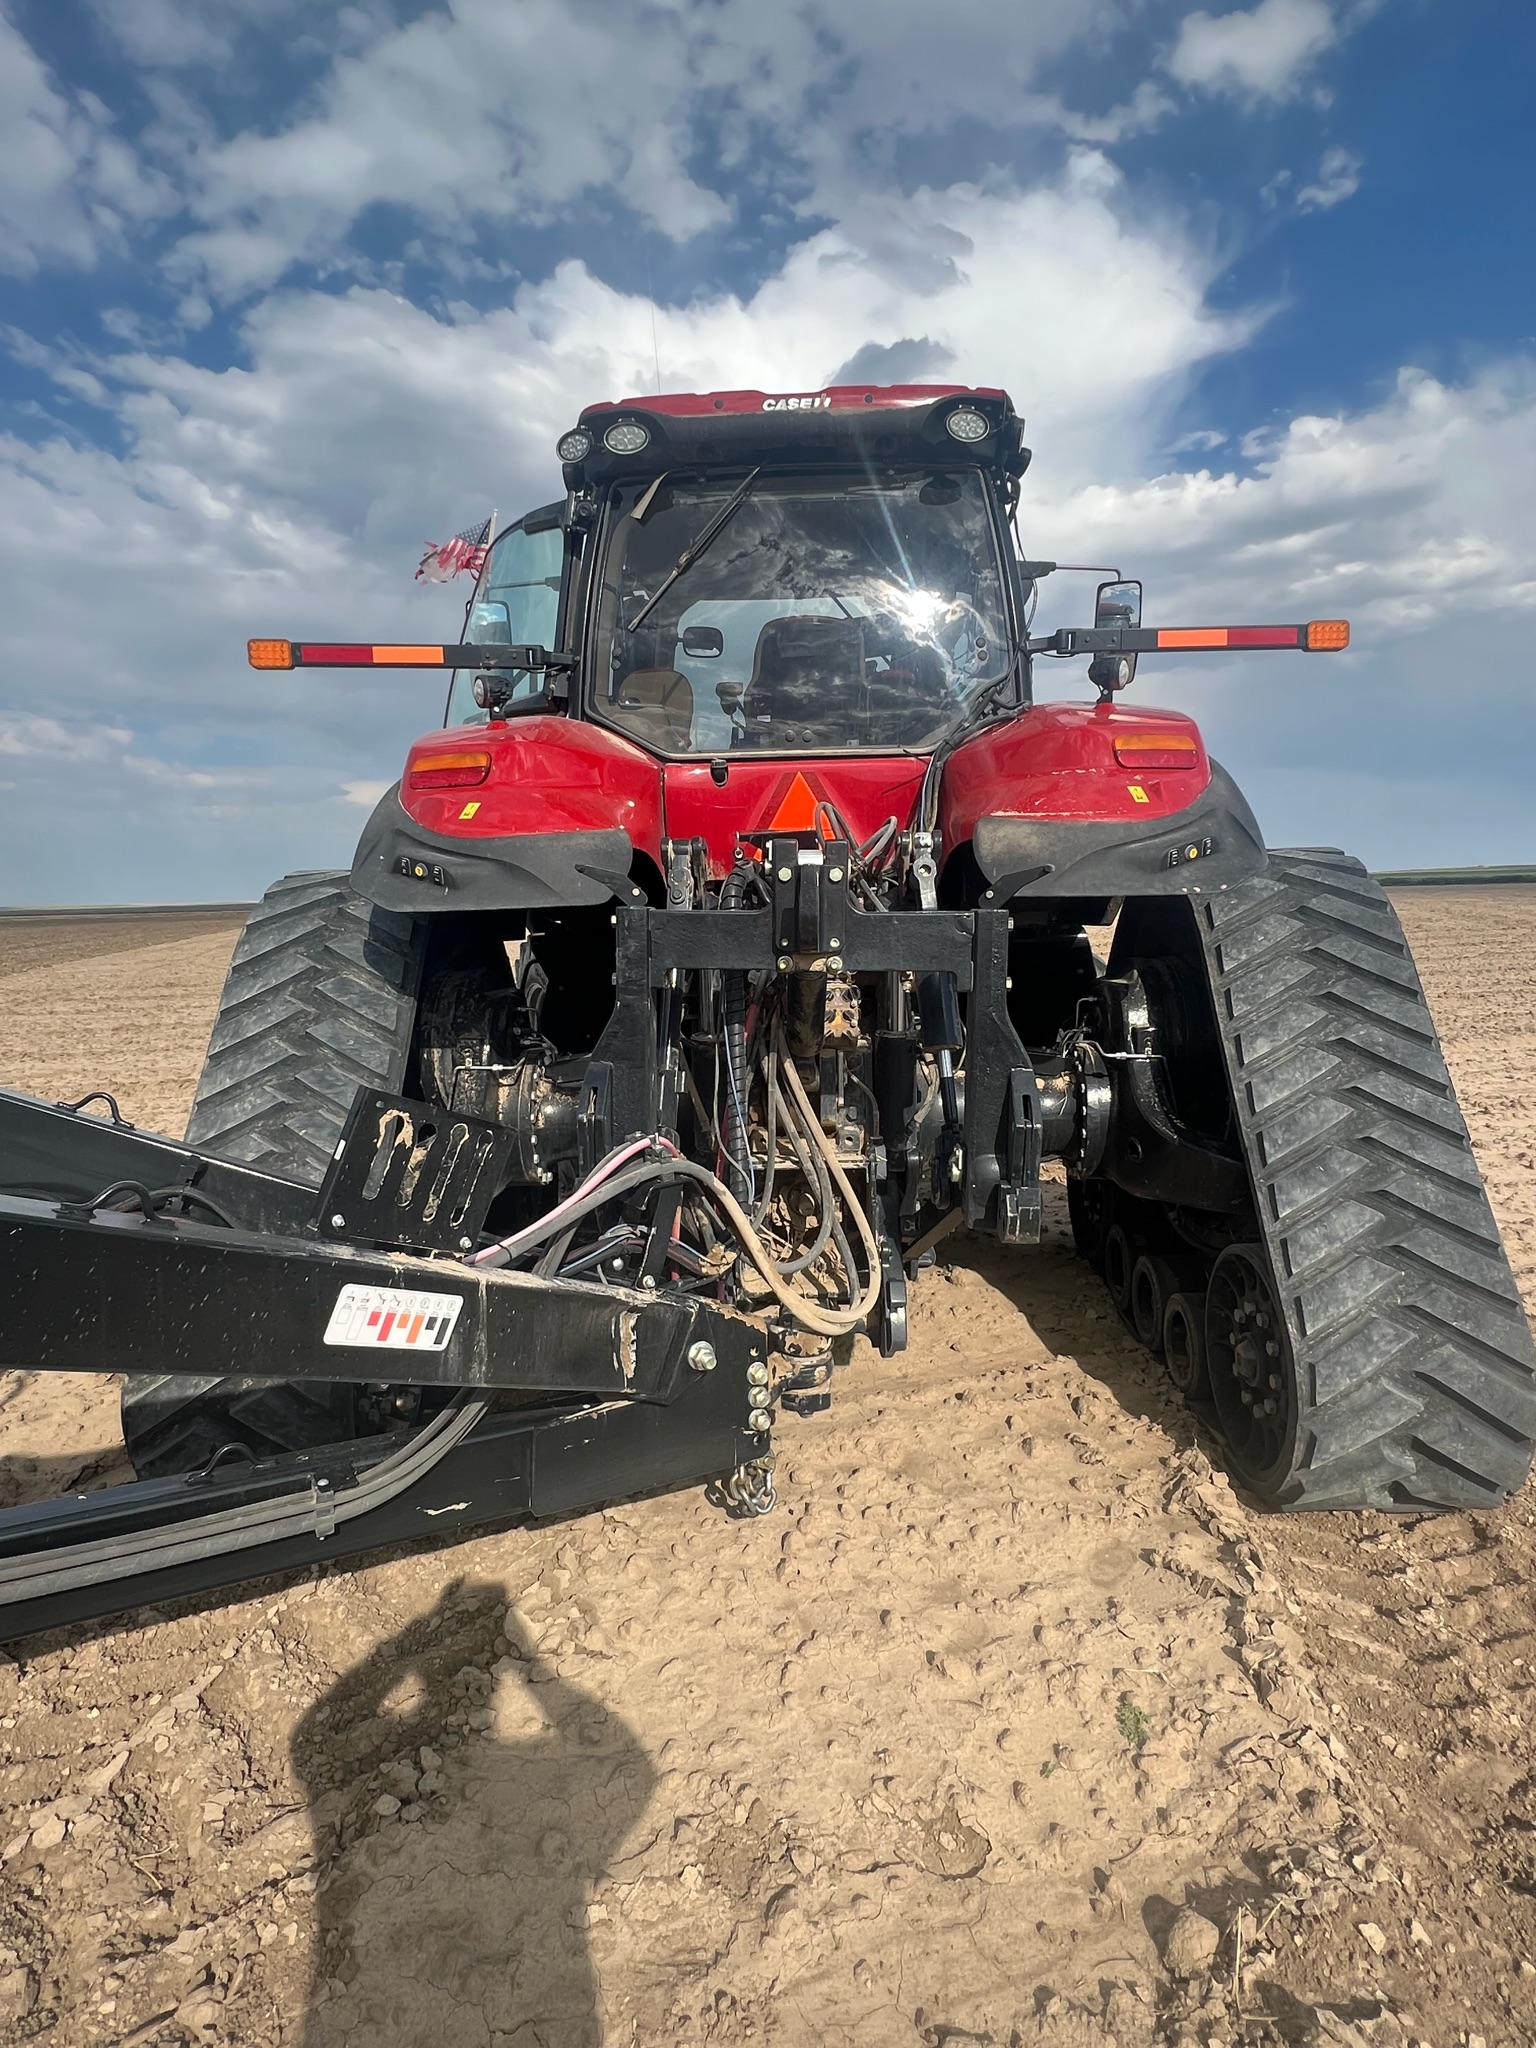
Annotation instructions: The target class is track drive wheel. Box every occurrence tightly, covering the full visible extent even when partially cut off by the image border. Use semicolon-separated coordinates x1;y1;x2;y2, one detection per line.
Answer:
1205;1245;1295;1492
120;872;425;1478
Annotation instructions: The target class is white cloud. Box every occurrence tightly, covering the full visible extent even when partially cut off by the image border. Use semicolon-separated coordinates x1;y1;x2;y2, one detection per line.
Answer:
1296;144;1362;211
1165;0;1337;101
151;0;1132;298
0;6;170;276
1028;364;1536;636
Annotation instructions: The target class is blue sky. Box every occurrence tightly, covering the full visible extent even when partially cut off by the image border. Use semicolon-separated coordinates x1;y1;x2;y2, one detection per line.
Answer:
0;0;1532;901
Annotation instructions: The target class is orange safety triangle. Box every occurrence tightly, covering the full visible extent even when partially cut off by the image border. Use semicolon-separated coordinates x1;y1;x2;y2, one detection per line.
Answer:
767;770;821;832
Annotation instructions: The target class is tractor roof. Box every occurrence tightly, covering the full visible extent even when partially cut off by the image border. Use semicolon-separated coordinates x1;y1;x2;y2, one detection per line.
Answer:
559;383;1029;490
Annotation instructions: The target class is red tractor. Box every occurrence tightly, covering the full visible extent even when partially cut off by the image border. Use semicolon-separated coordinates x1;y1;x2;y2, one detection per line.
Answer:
2;383;1531;1631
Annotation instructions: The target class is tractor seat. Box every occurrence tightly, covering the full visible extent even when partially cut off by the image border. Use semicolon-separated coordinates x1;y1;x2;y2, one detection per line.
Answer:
614;667;695;751
739;617;865;741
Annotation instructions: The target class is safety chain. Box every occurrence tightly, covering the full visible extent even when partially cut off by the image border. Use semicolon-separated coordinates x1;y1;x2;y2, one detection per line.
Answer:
720;1452;778;1518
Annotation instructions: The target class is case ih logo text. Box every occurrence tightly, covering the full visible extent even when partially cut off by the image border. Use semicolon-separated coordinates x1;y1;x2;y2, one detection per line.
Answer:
762;394;832;411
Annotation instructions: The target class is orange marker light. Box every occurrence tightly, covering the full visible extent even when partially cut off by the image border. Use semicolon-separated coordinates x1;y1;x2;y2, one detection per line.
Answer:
1305;619;1350;651
372;644;447;665
1113;732;1199;770
408;749;491;791
1155;627;1228;650
247;639;294;669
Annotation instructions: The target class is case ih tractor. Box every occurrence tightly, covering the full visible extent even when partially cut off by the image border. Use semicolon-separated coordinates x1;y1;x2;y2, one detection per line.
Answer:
2;382;1532;1634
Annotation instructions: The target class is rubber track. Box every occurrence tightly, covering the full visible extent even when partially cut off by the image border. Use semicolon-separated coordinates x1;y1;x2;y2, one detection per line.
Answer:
183;871;422;1186
123;874;424;1476
1199;849;1536;1509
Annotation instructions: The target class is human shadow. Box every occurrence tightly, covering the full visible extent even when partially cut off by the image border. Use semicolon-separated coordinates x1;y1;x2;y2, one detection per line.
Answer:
295;1578;657;2048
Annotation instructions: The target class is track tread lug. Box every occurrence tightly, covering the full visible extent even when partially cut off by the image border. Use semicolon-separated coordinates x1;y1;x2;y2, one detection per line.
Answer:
127;870;425;1477
1198;847;1536;1511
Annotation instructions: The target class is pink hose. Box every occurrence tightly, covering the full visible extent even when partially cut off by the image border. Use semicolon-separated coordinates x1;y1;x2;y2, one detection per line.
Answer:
470;1133;676;1266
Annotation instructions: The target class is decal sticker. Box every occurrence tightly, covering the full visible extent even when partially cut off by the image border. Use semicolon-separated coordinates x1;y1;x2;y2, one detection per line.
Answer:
761;393;832;412
458;801;481;819
324;1284;464;1352
1128;784;1150;804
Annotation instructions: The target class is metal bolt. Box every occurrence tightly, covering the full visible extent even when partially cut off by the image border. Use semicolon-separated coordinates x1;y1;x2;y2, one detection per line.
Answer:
610;1257;625;1272
459;1236;473;1250
828;867;844;883
687;1341;717;1373
829;937;841;950
777;867;793;883
641;1274;657;1289
330;1213;346;1229
777;955;793;970
1268;1373;1281;1389
747;1361;768;1385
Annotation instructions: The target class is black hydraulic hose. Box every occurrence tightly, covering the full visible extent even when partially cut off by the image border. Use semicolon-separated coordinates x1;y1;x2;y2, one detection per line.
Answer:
78;1181;240;1229
0;1392;492;1609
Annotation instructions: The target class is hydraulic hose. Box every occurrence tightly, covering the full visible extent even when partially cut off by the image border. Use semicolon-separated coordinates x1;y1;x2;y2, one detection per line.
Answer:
480;1146;877;1338
718;858;755;1206
721;972;753;1204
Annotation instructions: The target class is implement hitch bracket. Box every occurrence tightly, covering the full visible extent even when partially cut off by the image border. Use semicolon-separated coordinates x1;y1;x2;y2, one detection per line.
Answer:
0;1085;768;1636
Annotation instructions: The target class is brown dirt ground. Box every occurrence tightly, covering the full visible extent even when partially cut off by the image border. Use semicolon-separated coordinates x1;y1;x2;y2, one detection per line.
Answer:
0;892;1533;2048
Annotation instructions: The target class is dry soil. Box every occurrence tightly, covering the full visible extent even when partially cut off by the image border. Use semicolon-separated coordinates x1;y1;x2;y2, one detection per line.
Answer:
0;891;1533;2048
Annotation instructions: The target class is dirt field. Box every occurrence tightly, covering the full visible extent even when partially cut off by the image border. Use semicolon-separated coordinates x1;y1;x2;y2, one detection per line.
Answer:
0;891;1534;2047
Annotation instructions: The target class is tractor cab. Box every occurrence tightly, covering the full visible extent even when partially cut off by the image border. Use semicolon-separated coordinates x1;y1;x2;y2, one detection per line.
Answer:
453;385;1035;758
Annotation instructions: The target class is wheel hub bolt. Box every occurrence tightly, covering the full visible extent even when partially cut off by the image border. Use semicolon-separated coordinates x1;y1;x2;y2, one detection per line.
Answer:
687;1341;717;1373
747;1362;769;1386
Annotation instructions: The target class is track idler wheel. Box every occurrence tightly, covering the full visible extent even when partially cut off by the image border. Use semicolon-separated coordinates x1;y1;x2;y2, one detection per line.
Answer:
1130;1254;1208;1363
1161;1290;1209;1399
1101;1222;1134;1313
1205;1244;1296;1493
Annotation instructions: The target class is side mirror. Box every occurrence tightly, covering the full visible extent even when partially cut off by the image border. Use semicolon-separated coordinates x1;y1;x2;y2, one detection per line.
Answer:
1095;579;1142;630
681;625;724;658
1090;579;1142;696
469;598;512;645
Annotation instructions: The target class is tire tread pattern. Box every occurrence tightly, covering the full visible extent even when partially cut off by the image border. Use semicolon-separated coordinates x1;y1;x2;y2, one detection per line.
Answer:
1199;849;1536;1509
183;871;422;1185
122;873;423;1477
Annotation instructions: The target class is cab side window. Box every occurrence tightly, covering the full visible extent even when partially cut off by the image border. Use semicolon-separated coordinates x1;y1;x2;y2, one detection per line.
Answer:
445;515;564;726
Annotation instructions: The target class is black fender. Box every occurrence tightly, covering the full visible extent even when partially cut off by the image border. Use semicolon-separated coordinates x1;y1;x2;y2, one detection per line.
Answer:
350;785;636;913
971;759;1266;901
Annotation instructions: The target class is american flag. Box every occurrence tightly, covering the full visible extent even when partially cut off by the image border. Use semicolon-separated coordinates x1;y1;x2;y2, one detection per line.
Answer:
415;512;494;583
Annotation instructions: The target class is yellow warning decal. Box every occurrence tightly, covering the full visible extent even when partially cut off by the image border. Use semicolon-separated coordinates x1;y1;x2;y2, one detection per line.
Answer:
1128;785;1150;804
459;800;481;819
